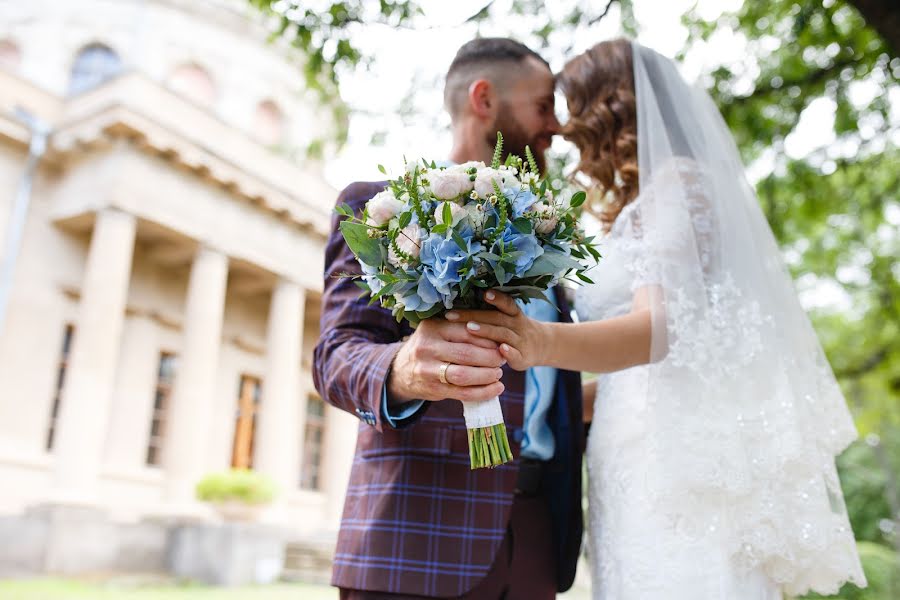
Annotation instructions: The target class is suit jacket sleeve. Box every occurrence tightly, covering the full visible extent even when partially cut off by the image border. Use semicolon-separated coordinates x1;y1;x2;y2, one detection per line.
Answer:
313;182;426;433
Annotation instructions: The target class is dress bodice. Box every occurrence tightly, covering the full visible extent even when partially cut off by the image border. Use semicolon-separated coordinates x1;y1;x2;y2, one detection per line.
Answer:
574;235;634;322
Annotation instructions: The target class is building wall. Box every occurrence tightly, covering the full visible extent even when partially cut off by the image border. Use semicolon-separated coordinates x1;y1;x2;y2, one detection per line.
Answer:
0;0;358;545
1;0;330;155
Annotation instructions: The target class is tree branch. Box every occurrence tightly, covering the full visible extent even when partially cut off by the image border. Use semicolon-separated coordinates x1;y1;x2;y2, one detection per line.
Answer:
847;0;900;57
834;347;890;380
732;57;857;105
588;0;618;26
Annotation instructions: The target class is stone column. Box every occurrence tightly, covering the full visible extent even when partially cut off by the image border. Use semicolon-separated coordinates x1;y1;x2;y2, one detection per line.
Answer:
254;280;305;509
52;208;137;501
321;404;358;525
162;246;229;508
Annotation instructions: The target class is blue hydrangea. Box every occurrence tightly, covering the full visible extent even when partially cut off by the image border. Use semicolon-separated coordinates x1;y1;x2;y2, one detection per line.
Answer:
420;232;483;308
488;223;544;282
393;276;441;313
509;188;541;219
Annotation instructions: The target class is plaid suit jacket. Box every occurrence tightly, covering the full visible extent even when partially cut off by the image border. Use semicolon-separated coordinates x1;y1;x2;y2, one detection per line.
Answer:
313;181;584;598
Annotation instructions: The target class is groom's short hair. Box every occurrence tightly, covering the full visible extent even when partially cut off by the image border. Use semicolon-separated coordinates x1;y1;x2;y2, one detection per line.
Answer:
444;38;549;119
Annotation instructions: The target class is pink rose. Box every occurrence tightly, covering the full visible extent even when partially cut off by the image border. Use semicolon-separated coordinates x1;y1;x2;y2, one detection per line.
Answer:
366;190;405;227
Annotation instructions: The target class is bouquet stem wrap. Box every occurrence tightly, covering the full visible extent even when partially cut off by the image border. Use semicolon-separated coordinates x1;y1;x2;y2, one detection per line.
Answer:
462;396;512;469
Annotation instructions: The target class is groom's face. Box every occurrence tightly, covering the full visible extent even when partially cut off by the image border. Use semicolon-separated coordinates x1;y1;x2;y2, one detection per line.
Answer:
488;56;559;172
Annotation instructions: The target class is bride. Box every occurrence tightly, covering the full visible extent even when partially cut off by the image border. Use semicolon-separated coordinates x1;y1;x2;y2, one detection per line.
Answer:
447;40;867;599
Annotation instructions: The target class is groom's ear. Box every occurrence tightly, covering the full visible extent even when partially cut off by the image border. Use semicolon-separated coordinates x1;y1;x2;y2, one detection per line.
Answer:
468;79;496;119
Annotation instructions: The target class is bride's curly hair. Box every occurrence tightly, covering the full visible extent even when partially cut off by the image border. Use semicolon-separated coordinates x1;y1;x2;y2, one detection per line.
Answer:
557;39;638;232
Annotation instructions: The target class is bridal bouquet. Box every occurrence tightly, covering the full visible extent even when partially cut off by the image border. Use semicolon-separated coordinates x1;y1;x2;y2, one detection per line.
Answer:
338;133;598;469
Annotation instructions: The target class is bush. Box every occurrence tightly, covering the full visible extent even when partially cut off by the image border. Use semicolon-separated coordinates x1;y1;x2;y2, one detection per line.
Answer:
195;469;278;505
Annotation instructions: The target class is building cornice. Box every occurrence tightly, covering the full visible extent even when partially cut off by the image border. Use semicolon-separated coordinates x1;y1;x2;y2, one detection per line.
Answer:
0;70;335;239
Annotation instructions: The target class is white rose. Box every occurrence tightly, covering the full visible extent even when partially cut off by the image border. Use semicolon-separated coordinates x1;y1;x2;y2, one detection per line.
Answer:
452;166;475;196
428;169;467;200
388;223;422;266
532;202;559;234
433;201;467;226
474;167;516;198
366;190;405;227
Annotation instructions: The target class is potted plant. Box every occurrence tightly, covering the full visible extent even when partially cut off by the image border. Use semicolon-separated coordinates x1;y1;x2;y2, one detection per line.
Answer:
195;468;278;522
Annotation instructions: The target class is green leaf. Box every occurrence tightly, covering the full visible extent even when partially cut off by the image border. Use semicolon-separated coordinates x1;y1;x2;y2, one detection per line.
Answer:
451;230;468;252
523;251;584;278
414;303;445;321
378;164;387;175
495;285;555;307
570;191;587;208
512;217;533;234
576;271;595;284
442;201;452;226
398;211;412;229
334;203;355;218
339;221;383;266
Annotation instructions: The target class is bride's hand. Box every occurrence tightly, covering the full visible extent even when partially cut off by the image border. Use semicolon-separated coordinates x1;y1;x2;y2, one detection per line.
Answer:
445;290;547;371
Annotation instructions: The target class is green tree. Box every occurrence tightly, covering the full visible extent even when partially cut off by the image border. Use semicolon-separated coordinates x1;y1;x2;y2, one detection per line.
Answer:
680;7;899;594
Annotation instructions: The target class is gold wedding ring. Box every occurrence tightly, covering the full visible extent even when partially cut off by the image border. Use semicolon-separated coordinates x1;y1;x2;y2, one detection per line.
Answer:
439;362;452;385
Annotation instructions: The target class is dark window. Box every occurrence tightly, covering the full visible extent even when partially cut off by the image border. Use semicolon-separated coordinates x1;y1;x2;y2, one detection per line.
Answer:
69;43;121;95
146;352;177;466
300;395;326;490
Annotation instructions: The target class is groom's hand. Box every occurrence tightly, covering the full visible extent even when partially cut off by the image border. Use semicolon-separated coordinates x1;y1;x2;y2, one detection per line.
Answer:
387;318;506;404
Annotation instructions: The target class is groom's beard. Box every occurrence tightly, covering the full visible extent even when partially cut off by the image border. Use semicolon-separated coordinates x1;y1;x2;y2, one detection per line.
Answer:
488;105;547;174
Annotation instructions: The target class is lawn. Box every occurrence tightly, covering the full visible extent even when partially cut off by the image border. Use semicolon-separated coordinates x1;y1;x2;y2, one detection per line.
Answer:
0;579;338;600
0;577;591;599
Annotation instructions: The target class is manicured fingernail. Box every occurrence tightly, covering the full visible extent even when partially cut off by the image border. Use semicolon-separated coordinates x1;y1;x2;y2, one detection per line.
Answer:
446;311;459;321
466;321;481;331
500;359;507;366
486;291;495;300
501;343;510;352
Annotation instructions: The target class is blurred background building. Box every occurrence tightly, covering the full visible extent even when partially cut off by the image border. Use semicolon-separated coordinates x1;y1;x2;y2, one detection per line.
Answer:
0;0;356;578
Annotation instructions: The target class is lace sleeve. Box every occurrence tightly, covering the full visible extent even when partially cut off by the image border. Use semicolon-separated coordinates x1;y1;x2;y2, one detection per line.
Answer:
613;157;720;292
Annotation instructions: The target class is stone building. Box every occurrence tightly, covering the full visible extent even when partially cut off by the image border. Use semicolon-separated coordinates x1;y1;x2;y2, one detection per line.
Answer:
0;0;356;577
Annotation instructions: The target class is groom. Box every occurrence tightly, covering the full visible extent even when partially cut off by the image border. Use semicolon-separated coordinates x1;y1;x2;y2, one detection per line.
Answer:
314;38;584;599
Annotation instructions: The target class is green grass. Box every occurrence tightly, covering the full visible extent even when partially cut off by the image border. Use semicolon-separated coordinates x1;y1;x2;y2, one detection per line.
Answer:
0;579;338;600
0;577;592;599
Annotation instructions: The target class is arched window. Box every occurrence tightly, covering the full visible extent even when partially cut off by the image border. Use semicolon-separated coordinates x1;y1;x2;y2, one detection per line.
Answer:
69;43;122;95
254;99;285;146
0;39;21;72
167;63;216;106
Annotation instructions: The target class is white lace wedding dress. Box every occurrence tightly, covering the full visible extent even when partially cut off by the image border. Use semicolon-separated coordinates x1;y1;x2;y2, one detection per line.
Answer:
574;186;865;599
576;218;786;599
569;41;866;600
